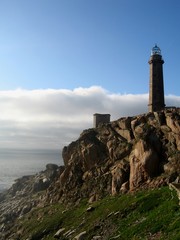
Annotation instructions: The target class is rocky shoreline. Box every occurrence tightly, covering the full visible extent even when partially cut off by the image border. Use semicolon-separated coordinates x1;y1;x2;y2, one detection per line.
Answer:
0;163;64;239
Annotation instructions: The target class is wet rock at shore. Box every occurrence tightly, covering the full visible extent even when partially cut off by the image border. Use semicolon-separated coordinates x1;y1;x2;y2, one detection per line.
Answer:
0;163;63;240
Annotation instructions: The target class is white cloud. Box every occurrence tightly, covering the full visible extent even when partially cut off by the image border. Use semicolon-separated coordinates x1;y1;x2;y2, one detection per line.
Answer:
0;86;179;150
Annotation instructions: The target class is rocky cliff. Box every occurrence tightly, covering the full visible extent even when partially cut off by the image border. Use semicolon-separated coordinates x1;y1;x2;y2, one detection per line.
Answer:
45;109;180;204
0;109;180;239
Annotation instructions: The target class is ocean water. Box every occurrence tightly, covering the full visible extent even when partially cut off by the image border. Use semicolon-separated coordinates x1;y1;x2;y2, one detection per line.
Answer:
0;148;63;192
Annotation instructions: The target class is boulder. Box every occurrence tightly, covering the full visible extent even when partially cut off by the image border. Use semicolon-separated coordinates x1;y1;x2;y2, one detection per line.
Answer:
46;163;58;171
74;231;87;240
169;183;180;205
111;160;130;195
117;117;132;129
120;181;129;193
166;114;180;134
163;152;180;177
129;140;159;190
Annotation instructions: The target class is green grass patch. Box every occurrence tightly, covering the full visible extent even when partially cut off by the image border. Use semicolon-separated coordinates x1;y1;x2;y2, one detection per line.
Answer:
16;186;180;240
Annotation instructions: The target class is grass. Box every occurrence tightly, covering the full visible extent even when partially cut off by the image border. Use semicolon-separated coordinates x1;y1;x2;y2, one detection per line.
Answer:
14;186;180;240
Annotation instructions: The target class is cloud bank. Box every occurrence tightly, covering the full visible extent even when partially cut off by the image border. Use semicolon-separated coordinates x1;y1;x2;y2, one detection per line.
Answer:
0;86;179;149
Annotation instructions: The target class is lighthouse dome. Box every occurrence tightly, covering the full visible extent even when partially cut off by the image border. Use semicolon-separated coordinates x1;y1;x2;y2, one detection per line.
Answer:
151;44;161;56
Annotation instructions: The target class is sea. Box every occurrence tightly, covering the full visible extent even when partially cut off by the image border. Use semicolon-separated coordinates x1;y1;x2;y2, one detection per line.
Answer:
0;148;63;193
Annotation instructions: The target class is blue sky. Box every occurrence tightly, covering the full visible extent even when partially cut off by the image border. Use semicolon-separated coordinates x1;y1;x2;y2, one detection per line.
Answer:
0;0;180;94
0;1;180;150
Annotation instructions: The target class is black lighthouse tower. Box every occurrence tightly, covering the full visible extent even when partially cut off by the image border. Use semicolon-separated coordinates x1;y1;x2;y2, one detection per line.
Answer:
148;45;165;112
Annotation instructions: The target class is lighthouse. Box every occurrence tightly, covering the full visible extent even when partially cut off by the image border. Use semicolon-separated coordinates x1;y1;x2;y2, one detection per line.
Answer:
148;45;165;112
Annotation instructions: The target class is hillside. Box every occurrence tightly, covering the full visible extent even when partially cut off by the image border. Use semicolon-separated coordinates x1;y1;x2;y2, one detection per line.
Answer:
4;187;180;240
46;108;180;204
0;109;180;239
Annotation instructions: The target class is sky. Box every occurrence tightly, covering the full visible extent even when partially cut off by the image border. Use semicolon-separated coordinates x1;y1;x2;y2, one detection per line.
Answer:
0;0;180;150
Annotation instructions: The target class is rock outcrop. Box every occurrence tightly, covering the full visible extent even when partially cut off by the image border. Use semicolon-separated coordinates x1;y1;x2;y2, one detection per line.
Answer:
0;164;61;239
45;109;180;204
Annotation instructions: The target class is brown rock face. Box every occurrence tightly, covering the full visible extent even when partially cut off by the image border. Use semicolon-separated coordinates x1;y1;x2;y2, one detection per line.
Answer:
111;160;130;195
129;140;159;190
45;109;180;204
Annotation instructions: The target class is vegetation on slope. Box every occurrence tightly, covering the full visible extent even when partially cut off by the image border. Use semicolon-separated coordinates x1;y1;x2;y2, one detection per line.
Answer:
13;186;180;240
